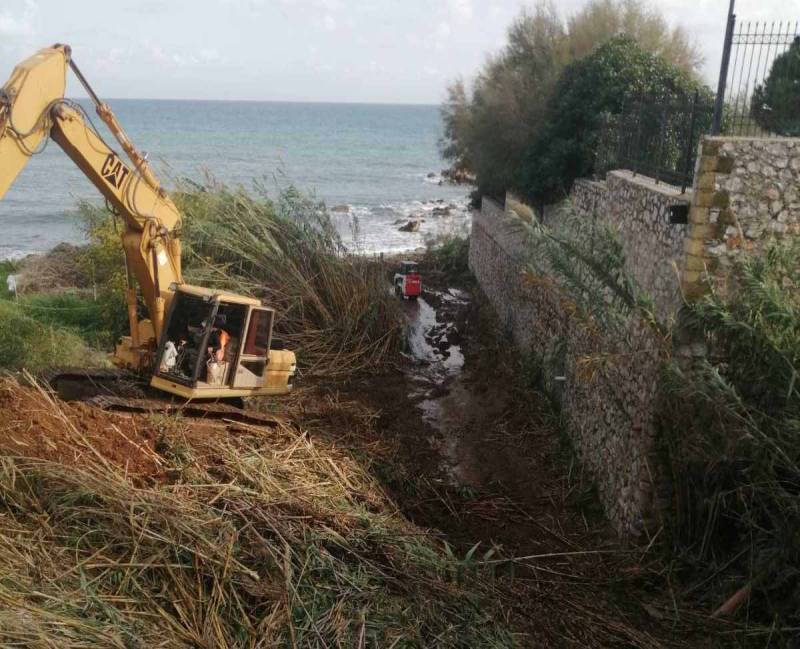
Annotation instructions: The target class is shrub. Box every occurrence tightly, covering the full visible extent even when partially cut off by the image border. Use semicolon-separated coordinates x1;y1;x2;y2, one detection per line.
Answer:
17;293;120;348
440;0;701;199
425;235;471;278
0;300;101;370
514;36;708;205
176;181;404;377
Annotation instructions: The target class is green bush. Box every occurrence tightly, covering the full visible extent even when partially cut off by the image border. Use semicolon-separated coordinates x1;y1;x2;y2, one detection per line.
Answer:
425;235;471;278
177;182;403;376
0;300;101;371
514;36;709;204
17;293;121;348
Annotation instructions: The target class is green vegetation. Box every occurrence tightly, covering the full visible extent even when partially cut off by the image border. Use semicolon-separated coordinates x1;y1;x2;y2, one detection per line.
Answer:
441;0;702;201
425;235;470;279
0;256;109;370
659;241;800;635
517;202;800;637
751;36;800;136
178;182;403;376
76;182;403;377
517;36;709;204
0;300;100;371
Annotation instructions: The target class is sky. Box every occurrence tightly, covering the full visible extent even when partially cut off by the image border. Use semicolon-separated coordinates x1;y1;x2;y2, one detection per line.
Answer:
0;0;793;104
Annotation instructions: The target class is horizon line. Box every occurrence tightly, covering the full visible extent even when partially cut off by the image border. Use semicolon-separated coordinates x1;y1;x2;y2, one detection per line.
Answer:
67;95;441;107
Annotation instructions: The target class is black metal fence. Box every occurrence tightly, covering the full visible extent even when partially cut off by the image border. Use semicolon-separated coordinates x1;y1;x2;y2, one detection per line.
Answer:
715;20;800;136
594;91;714;193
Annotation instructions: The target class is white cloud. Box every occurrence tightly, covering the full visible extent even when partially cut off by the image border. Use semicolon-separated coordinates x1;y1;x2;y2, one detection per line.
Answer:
323;14;337;32
0;0;38;39
434;21;452;51
141;42;225;68
447;0;472;24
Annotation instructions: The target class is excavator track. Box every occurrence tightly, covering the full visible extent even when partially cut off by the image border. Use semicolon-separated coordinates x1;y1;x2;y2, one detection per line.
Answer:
36;367;284;428
84;395;284;427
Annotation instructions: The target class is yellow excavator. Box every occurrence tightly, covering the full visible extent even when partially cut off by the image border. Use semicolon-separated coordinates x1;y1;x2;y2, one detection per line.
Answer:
0;44;296;402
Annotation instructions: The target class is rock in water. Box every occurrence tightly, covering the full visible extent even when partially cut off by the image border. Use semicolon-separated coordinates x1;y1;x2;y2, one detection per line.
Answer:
330;204;350;213
398;220;421;232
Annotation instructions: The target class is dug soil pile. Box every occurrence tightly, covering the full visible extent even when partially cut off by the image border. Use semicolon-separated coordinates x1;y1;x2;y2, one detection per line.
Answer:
0;378;163;481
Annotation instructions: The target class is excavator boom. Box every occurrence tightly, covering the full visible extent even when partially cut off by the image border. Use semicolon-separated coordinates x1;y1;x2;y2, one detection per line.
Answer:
0;44;182;362
0;44;296;398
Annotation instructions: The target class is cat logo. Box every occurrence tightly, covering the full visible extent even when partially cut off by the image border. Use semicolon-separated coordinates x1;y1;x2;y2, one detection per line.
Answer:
101;153;131;189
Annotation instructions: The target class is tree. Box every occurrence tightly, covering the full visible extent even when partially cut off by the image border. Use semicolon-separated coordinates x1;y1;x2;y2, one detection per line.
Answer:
751;37;800;136
440;5;564;199
514;36;706;205
439;0;702;200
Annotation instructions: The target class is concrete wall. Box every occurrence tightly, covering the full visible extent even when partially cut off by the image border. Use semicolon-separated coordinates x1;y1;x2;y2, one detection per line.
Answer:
469;135;800;536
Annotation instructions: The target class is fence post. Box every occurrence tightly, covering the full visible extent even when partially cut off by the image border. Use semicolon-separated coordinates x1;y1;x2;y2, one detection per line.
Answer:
682;90;700;194
712;0;737;135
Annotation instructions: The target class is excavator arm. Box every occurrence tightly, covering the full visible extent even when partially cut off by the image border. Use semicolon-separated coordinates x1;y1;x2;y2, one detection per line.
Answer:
0;44;182;362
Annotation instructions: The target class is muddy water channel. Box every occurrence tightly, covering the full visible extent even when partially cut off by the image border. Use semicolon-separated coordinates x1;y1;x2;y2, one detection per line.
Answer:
402;287;492;486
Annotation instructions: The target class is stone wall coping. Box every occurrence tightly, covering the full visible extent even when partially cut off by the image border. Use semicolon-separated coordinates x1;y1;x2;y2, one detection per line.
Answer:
608;170;692;201
704;135;800;144
573;178;608;191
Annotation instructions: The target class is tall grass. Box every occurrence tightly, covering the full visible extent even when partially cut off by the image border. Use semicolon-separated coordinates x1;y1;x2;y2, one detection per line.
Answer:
658;241;800;633
0;300;103;370
78;181;403;377
0;376;514;647
512;202;800;635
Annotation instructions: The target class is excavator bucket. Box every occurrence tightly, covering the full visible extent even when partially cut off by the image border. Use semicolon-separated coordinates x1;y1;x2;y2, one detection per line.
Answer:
0;45;68;199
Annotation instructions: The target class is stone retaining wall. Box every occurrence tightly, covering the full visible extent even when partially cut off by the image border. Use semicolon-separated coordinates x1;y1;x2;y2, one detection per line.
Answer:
470;135;800;536
470;198;664;535
683;137;800;299
570;171;691;323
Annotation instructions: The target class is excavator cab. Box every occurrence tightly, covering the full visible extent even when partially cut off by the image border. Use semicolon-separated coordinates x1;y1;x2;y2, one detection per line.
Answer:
151;285;296;399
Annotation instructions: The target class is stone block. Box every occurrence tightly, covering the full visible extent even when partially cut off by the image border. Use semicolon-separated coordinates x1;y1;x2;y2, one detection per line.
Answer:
701;139;723;156
681;279;708;301
684;253;706;271
698;156;718;174
689;223;717;242
694;190;714;208
711;190;730;209
682;269;702;284
684;234;708;256
696;173;716;191
716;156;735;174
689;206;709;224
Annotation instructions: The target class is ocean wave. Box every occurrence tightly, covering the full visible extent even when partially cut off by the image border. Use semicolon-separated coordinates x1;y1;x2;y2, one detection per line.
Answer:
333;197;472;254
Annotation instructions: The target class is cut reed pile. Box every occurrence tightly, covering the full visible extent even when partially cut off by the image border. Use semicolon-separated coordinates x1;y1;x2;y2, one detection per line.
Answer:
175;182;403;377
0;376;514;648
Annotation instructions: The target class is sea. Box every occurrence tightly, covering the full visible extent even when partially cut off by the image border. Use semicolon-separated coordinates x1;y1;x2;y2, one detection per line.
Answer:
1;100;471;260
